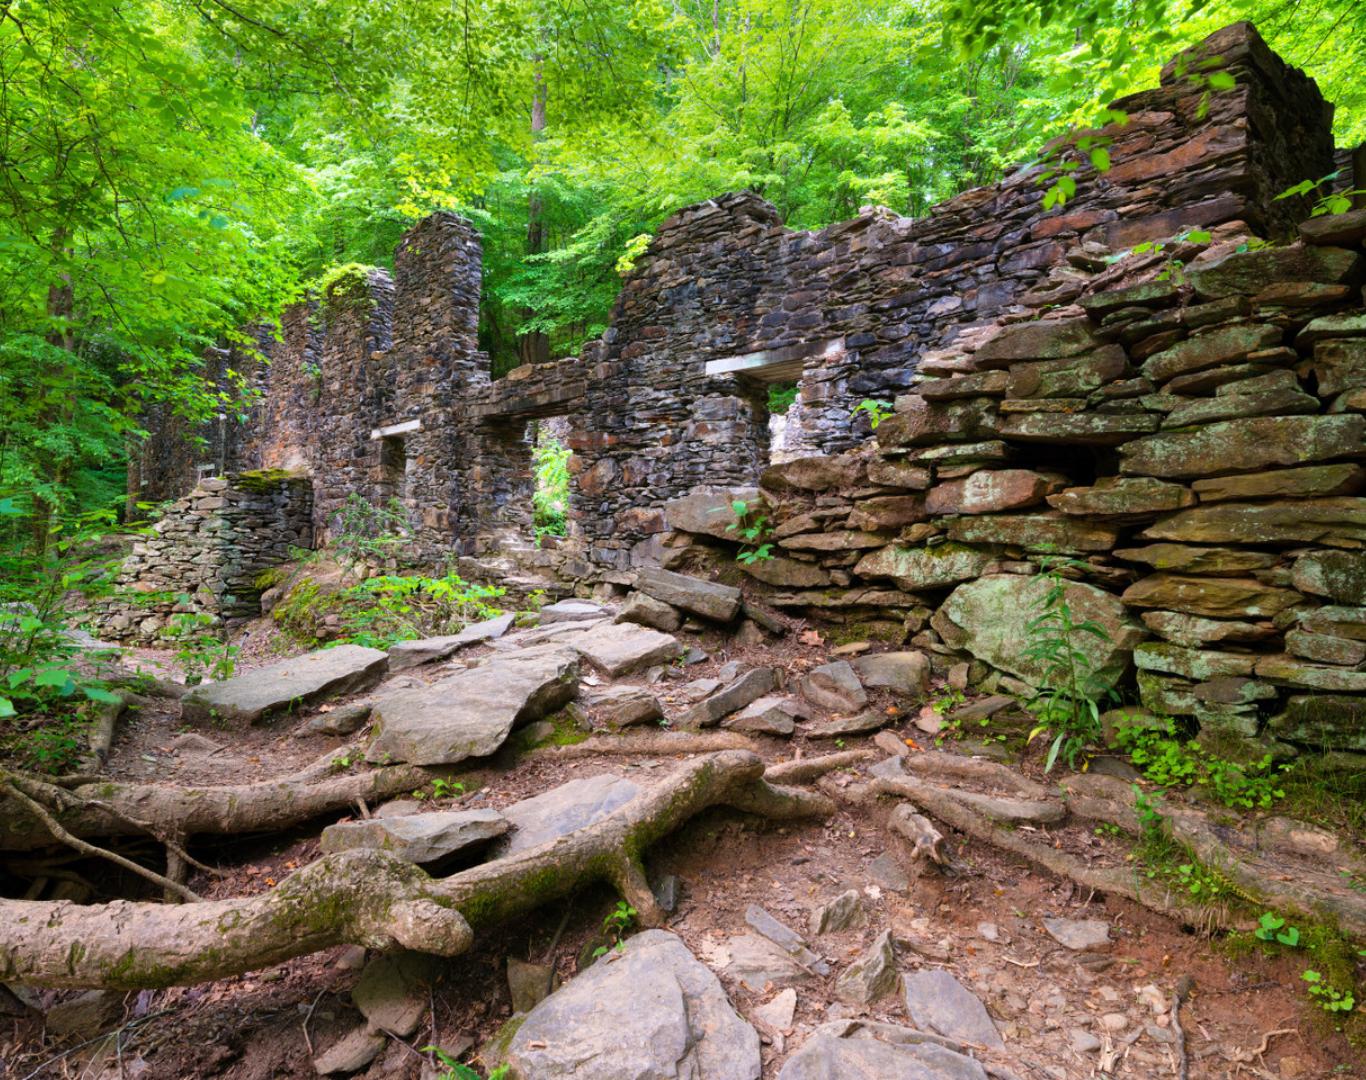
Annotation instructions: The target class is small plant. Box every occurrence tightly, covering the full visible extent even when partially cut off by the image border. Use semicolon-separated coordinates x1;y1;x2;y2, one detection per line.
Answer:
338;572;505;648
1123;228;1211;284
1277;172;1366;217
767;383;799;414
1022;559;1116;773
592;900;638;958
851;398;892;430
1115;721;1287;810
420;1046;510;1080
12;716;88;774
164;610;239;685
532;430;571;544
1303;970;1356;1013
332;493;411;567
721;498;774;565
1254;912;1301;948
415;777;466;800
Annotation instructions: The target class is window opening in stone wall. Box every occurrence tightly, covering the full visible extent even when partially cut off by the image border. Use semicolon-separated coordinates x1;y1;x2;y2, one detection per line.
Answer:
532;419;571;547
379;435;410;502
765;382;800;464
195;463;219;483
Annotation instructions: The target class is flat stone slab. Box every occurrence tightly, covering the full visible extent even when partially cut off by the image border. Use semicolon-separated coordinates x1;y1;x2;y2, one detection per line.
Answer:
725;934;816;993
723;694;806;736
504;930;760;1080
366;645;579;765
540;599;611;624
312;1025;386;1075
800;661;868;712
320;808;508;864
386;613;515;672
569;621;681;677
683;668;776;727
635;567;742;622
778;1022;988;1080
902;969;1004;1049
805;711;889;738
494;773;641;857
183;644;388;725
1042;917;1113;951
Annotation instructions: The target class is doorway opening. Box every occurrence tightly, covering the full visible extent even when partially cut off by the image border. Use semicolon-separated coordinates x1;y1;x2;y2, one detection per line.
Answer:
531;420;572;547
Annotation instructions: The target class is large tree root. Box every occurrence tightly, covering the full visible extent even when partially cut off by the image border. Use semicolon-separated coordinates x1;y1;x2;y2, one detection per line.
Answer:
0;750;831;989
0;745;435;852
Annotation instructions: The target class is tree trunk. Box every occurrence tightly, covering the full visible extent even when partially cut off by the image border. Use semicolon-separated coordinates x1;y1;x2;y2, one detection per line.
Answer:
518;51;550;368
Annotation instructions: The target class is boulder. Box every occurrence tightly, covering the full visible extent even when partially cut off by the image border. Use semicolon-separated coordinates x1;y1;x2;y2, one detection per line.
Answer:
320;808;508;863
810;889;865;934
777;1023;988;1080
504;930;760;1080
854;543;995;592
569;621;681;677
664;488;761;540
387;613;516;672
635;567;742;622
850;651;930;696
800;661;867;712
901;969;1004;1049
616;592;682;632
939;574;1143;688
945;512;1119;553
925;470;1064;515
1048;476;1195;519
1118;415;1366;479
366;645;579;765
1140;499;1366;547
1122;574;1302;619
682;668;777;727
494;773;641;857
1299;209;1366;247
183;644;388;725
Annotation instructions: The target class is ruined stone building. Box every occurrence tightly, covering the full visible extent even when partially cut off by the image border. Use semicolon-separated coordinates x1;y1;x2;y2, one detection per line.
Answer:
100;23;1366;762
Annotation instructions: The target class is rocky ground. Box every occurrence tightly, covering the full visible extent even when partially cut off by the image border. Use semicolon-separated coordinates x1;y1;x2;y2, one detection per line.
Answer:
2;570;1363;1080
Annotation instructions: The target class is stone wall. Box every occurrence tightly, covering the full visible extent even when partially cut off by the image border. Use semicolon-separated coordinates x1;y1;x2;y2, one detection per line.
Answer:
95;472;313;642
668;210;1366;759
130;22;1349;587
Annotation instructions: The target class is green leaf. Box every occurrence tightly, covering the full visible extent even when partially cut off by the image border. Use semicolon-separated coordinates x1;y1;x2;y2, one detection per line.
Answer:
34;667;75;689
83;686;123;704
0;697;14;718
1207;71;1235;90
1088;147;1111;172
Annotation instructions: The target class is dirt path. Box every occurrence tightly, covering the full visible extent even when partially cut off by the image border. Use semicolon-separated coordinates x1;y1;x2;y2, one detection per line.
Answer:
2;614;1360;1080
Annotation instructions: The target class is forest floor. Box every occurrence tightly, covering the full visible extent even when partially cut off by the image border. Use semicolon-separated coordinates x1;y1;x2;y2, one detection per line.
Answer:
2;604;1363;1080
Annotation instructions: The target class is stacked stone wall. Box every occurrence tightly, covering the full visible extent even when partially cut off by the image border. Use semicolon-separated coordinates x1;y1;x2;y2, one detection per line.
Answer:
669;212;1366;760
95;473;312;642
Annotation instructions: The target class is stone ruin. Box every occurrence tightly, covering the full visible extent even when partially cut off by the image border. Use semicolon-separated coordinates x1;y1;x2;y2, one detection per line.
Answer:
99;23;1366;761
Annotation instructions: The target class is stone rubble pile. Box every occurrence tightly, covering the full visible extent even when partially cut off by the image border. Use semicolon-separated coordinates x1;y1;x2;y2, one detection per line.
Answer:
673;213;1366;761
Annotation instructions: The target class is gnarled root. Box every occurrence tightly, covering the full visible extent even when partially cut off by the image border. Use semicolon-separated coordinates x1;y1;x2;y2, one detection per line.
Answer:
0;747;434;852
1;750;831;989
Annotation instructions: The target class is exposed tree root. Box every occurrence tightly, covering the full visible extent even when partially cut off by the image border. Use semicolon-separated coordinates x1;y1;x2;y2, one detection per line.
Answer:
88;694;129;767
854;770;1215;928
764;749;875;784
524;730;758;760
0;750;831;989
1061;773;1366;939
0;746;435;851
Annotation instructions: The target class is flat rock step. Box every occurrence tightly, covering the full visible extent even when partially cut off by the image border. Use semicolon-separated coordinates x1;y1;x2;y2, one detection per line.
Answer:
182;644;388;725
494;773;641;857
366;645;579;765
386;613;515;672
